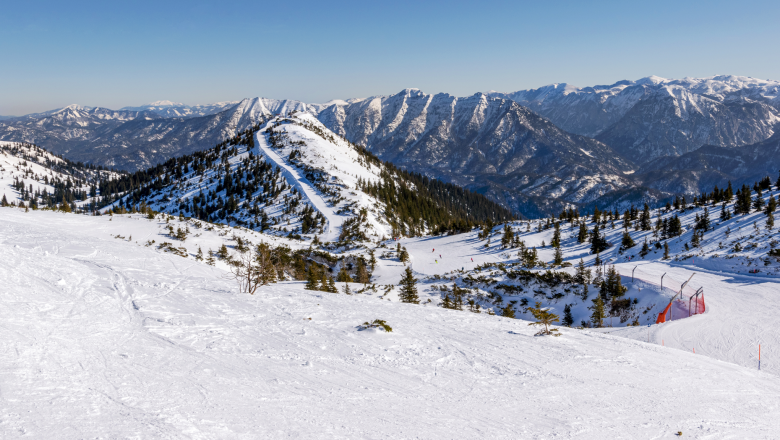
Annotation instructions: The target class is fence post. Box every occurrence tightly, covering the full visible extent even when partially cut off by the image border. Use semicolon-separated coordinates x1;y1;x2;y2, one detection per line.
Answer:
661;273;666;291
632;265;637;283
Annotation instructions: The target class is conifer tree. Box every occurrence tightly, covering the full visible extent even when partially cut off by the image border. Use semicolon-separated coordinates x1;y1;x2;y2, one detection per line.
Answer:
577;221;588;243
590;223;609;254
342;282;351;295
663;242;670;260
528;302;560;335
590;295;605;328
1;194;8;207
319;272;330;292
441;291;455;309
691;230;700;248
256;242;277;285
196;247;203;261
767;212;775;230
326;276;338;293
551;222;561;248
356;258;370;285
399;247;409;264
501;223;514;248
398;267;419;304
500;304;516;318
206;249;216;266
768;194;777;214
336;266;353;282
562;304;574;327
620;231;635;251
574;258;591;286
294;256;307;280
640;204;651;231
640;239;650;258
451;283;464;311
553;246;563;266
305;265;320;290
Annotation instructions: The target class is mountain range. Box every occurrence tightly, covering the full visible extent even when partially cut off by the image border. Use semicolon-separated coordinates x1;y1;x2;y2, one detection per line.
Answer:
2;75;779;217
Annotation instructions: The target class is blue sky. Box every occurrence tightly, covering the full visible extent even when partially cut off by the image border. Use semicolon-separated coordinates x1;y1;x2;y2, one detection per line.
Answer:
1;0;778;115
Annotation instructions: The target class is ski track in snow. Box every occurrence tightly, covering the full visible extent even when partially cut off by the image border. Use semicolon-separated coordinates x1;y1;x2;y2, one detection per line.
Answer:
2;209;780;438
254;123;344;242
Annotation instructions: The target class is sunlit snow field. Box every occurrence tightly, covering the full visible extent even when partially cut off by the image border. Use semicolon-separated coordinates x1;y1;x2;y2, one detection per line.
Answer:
2;209;780;438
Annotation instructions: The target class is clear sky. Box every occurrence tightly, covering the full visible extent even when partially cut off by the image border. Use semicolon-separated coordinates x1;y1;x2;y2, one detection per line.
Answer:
1;0;778;115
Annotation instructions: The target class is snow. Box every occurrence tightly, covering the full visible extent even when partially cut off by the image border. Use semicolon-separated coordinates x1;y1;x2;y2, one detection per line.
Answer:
3;207;780;438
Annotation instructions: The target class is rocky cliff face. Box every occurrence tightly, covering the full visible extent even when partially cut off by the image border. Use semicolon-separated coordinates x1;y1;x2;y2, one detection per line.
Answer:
316;89;646;215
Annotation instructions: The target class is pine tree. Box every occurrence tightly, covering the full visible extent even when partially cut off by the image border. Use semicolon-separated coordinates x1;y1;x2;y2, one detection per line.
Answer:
767;212;775;230
1;194;8;207
501;223;514;248
217;244;229;259
319;272;330;292
620;231;635;251
604;266;628;300
577;221;588;243
336;266;353;282
574;258;591;285
691;230;700;248
551;222;561;248
398;267;419;304
196;247;203;261
562;304;574;327
451;283;464;311
553;246;563;266
206;250;216;266
663;242;670;259
590;295;605;328
305;265;320;290
528;302;560;335
399;247;409;264
640;204;651;231
256;243;277;285
753;192;765;212
594;253;602;266
768;194;777;214
501;304;516;318
356;258;370;285
590;223;609;254
639;239;650;258
342;282;352;295
441;291;455;309
326;276;338;293
294;256;307;280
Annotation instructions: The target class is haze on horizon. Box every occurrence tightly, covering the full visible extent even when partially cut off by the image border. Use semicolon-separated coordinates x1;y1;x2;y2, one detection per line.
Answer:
1;0;778;116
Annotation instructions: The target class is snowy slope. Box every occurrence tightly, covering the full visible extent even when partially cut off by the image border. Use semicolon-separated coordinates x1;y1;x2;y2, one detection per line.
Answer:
0;141;119;209
256;114;391;241
491;75;780;163
2;207;780;438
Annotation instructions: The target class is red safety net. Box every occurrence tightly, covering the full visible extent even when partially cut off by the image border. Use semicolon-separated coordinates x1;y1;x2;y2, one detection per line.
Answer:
656;291;705;324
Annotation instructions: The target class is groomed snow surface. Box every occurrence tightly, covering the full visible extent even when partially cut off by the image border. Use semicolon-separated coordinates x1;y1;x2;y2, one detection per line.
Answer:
2;208;780;438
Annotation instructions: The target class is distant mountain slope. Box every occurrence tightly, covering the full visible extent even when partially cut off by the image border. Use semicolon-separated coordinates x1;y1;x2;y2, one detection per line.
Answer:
0;141;121;210
0;99;322;171
635;131;780;194
100;113;513;241
490;75;780;163
316;89;659;216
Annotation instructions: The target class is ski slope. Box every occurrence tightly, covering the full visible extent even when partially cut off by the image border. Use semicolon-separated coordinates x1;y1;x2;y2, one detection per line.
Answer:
255;120;346;242
596;262;780;376
3;208;780;438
